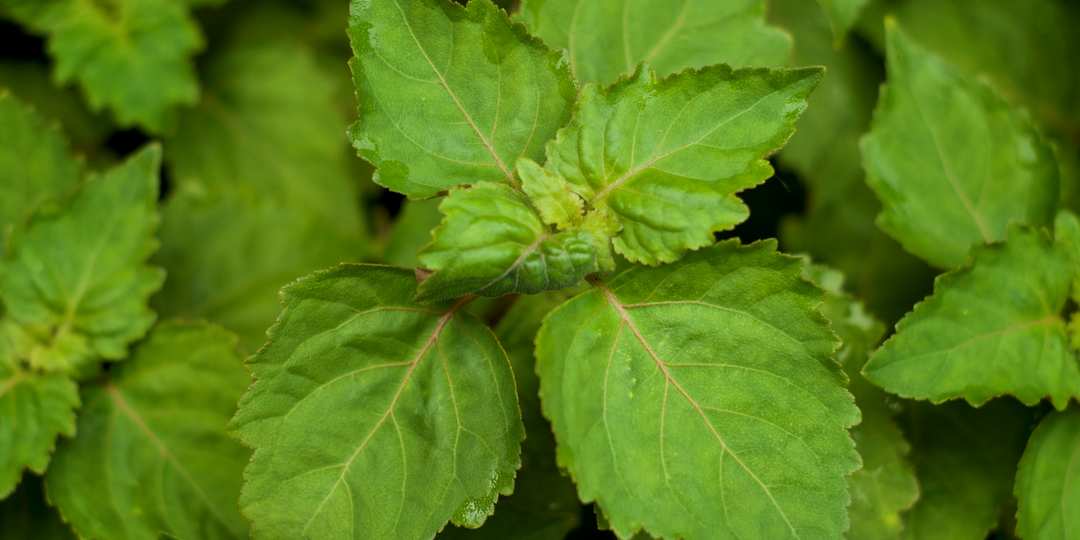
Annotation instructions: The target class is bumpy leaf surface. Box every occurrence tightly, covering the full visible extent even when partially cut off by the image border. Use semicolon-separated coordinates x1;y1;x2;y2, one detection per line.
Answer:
230;265;524;540
45;322;252;540
1015;406;1080;540
897;399;1035;540
863;224;1080;410
0;334;78;499
802;263;918;540
0;473;77;539
861;22;1059;269
0;146;164;375
439;291;582;540
347;0;577;199
166;40;365;237
0;92;82;255
536;240;859;540
416;182;605;301
518;158;585;231
542;63;821;265
1;0;202;132
152;187;365;353
516;0;790;85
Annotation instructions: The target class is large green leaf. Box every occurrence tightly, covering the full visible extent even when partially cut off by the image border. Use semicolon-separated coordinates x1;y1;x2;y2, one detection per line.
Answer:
539;62;821;265
0;473;77;539
165;39;365;237
1015;406;1080;540
439;291;582;540
801;262;918;540
861;22;1060;270
152;187;365;353
516;0;790;85
229;264;524;540
0;145;164;376
1;0;202;132
536;239;859;540
0;332;79;499
0;91;82;256
863;224;1080;410
346;0;577;199
415;182;612;301
45;322;251;540
897;399;1035;540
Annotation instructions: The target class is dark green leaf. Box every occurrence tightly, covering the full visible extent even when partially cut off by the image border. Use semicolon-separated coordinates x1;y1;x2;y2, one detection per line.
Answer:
230;265;524;539
1014;406;1080;540
536;240;859;539
45;321;251;540
0;473;77;539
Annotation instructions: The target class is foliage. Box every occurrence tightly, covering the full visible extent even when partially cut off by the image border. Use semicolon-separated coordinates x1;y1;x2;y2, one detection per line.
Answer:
1;0;1079;539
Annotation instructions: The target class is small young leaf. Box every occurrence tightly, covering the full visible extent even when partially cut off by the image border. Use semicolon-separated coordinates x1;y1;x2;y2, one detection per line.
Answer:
536;240;859;540
516;0;790;85
897;399;1035;540
861;21;1060;270
0;473;78;539
347;0;577;199
416;182;604;301
0;145;165;375
544;63;822;265
1;0;203;132
801;262;919;540
229;264;524;540
863;223;1080;410
518;158;584;231
45;321;252;540
1014;406;1080;540
152;187;366;353
0;333;79;499
0;91;82;255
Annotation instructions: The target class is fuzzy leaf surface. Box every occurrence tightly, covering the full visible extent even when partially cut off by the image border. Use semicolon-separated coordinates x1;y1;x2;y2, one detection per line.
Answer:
515;0;790;85
45;322;251;540
1015;406;1080;540
536;240;859;540
229;265;524;540
801;262;917;540
347;0;576;199
863;224;1080;410
0;146;164;375
439;291;582;540
416;182;607;301
152;187;364;353
0;92;82;255
518;157;584;231
1;0;202;132
861;22;1059;269
897;399;1035;540
165;40;365;237
544;63;821;265
0;335;78;499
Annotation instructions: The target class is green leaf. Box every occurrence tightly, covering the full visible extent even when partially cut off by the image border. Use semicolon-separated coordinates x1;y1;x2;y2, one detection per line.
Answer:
0;91;82;256
543;62;822;265
0;473;78;539
45;321;252;540
439;291;582;540
416;182;605;301
347;0;577;199
536;240;859;540
518;157;584;231
864;223;1080;410
801;262;919;540
383;198;445;268
165;39;366;237
861;21;1060;270
0;333;79;499
516;0;790;85
152;187;366;353
1015;406;1080;540
813;0;870;45
1054;210;1080;300
897;399;1035;540
1;0;202;132
229;264;525;540
0;145;164;375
